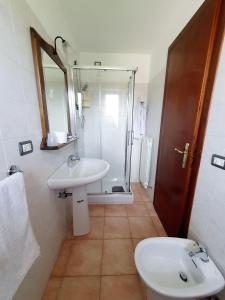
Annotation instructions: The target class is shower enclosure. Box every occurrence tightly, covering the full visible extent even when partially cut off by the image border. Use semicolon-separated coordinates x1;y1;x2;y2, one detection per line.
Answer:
73;66;136;199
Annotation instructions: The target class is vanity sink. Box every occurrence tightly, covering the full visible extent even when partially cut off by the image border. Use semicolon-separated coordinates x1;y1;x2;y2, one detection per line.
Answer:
135;237;225;300
48;158;110;189
48;157;110;236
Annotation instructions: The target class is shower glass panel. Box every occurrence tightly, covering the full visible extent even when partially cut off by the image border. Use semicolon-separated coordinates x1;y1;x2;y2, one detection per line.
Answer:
74;68;135;194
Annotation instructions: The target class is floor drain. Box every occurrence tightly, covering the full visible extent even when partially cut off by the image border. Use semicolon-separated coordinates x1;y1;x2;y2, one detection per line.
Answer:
179;271;188;282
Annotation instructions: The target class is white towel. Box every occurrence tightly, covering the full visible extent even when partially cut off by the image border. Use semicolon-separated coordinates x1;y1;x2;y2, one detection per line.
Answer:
133;101;146;138
0;173;40;300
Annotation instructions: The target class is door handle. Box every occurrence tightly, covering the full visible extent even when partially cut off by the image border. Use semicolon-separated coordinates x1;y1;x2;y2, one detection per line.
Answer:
174;143;190;168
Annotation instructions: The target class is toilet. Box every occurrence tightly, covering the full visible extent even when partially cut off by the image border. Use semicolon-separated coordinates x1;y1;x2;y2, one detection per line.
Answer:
134;237;225;300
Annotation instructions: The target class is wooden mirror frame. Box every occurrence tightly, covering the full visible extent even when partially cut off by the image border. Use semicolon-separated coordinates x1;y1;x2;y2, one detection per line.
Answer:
30;27;74;150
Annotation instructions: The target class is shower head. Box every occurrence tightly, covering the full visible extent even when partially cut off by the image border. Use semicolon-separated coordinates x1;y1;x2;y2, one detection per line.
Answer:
81;83;88;92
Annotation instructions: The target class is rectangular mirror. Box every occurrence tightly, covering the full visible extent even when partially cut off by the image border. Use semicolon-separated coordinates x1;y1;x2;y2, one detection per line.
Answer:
30;27;75;150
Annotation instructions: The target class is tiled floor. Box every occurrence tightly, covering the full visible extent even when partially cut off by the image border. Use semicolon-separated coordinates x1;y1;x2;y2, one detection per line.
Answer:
42;183;167;300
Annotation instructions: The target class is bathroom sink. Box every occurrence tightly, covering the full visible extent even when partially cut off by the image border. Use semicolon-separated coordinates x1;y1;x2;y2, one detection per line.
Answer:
48;158;110;237
135;237;225;299
48;158;110;189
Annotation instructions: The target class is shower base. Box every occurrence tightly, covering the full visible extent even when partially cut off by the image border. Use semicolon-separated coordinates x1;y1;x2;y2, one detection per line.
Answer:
87;177;133;204
88;192;133;204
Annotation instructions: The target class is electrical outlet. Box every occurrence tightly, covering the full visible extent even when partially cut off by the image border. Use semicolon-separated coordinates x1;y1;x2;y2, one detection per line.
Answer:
211;154;225;170
19;140;33;156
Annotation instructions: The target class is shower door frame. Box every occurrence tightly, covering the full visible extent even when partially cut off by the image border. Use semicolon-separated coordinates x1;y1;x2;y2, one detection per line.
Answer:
73;66;137;195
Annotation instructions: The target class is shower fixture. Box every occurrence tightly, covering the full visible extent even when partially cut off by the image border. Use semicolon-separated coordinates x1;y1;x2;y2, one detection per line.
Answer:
53;36;66;55
81;83;88;92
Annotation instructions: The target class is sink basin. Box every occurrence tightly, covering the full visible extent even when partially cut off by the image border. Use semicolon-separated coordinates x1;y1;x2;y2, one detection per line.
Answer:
48;157;110;236
48;158;110;189
135;237;224;299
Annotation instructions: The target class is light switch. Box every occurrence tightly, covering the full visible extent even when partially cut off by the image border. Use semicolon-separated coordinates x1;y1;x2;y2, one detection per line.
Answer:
211;154;225;170
19;140;33;156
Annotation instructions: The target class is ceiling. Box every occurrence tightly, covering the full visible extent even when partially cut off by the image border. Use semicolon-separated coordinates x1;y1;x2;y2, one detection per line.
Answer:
26;0;204;55
60;0;203;53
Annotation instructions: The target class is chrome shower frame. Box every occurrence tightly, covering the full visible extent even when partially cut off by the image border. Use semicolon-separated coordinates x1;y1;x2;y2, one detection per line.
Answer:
72;65;137;195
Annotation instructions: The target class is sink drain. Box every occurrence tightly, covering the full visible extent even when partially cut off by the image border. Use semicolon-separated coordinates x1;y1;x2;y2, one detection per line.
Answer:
179;271;188;282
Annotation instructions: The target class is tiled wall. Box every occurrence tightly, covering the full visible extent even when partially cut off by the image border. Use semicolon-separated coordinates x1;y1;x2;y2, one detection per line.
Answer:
145;70;166;199
188;38;225;299
78;52;150;183
0;0;75;299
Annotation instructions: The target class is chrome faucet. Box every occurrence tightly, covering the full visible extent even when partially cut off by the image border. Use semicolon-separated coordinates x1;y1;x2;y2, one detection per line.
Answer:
67;154;80;167
189;242;209;263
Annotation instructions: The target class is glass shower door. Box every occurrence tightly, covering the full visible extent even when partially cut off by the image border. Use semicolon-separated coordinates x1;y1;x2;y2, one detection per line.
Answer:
100;85;128;192
74;68;135;194
124;74;135;192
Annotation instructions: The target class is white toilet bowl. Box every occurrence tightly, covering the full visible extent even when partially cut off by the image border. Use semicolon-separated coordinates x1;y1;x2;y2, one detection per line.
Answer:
134;237;224;300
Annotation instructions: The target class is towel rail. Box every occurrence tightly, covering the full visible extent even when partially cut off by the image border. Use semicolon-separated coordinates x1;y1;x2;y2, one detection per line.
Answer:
7;165;23;176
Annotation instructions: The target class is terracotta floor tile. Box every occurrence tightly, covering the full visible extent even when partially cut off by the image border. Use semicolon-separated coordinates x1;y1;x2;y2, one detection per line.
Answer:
102;239;136;275
65;240;103;275
65;223;74;240
140;188;152;202
89;204;105;216
104;217;131;238
42;277;62;300
151;215;167;237
100;275;144;300
51;241;73;276
65;217;104;240
131;182;142;193
133;192;145;202
105;204;127;216
132;238;144;250
144;202;158;216
76;217;104;240
58;277;100;300
131;182;152;203
128;217;157;238
126;203;149;216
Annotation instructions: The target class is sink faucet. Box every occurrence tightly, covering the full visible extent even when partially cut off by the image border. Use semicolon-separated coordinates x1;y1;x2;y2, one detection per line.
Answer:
189;242;209;263
67;154;80;167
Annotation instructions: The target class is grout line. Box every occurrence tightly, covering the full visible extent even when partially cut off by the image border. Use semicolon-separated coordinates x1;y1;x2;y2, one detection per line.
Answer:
99;212;106;299
55;277;63;300
46;186;157;299
51;273;140;278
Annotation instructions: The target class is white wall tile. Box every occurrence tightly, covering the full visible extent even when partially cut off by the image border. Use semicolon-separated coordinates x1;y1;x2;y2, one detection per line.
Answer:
189;39;225;286
0;1;76;299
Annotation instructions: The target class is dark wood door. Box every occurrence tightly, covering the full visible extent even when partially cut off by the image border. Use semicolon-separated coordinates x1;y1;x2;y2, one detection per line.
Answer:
154;0;222;237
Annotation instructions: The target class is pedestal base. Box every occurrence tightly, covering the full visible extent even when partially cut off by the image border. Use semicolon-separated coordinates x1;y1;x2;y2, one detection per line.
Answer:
72;186;90;236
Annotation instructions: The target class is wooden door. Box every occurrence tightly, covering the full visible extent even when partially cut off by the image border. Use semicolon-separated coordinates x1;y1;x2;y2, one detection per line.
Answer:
154;0;222;237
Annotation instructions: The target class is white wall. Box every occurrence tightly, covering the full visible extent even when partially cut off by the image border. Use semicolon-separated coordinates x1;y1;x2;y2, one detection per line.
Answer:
145;1;204;198
145;70;166;198
188;38;225;299
79;52;150;182
26;0;78;64
148;1;204;80
79;52;150;84
0;0;76;299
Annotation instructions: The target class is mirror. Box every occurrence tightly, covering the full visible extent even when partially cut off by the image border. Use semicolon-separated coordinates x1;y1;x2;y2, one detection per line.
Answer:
30;28;73;150
41;50;69;134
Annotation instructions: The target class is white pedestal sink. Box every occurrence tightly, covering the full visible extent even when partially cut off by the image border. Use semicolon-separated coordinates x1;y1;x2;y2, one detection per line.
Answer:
48;158;110;236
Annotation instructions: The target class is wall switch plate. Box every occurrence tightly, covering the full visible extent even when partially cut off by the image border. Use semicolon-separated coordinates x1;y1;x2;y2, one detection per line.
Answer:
19;140;33;156
211;154;225;170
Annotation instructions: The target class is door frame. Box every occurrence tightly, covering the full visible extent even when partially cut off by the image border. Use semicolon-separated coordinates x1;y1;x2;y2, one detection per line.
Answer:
154;0;225;237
